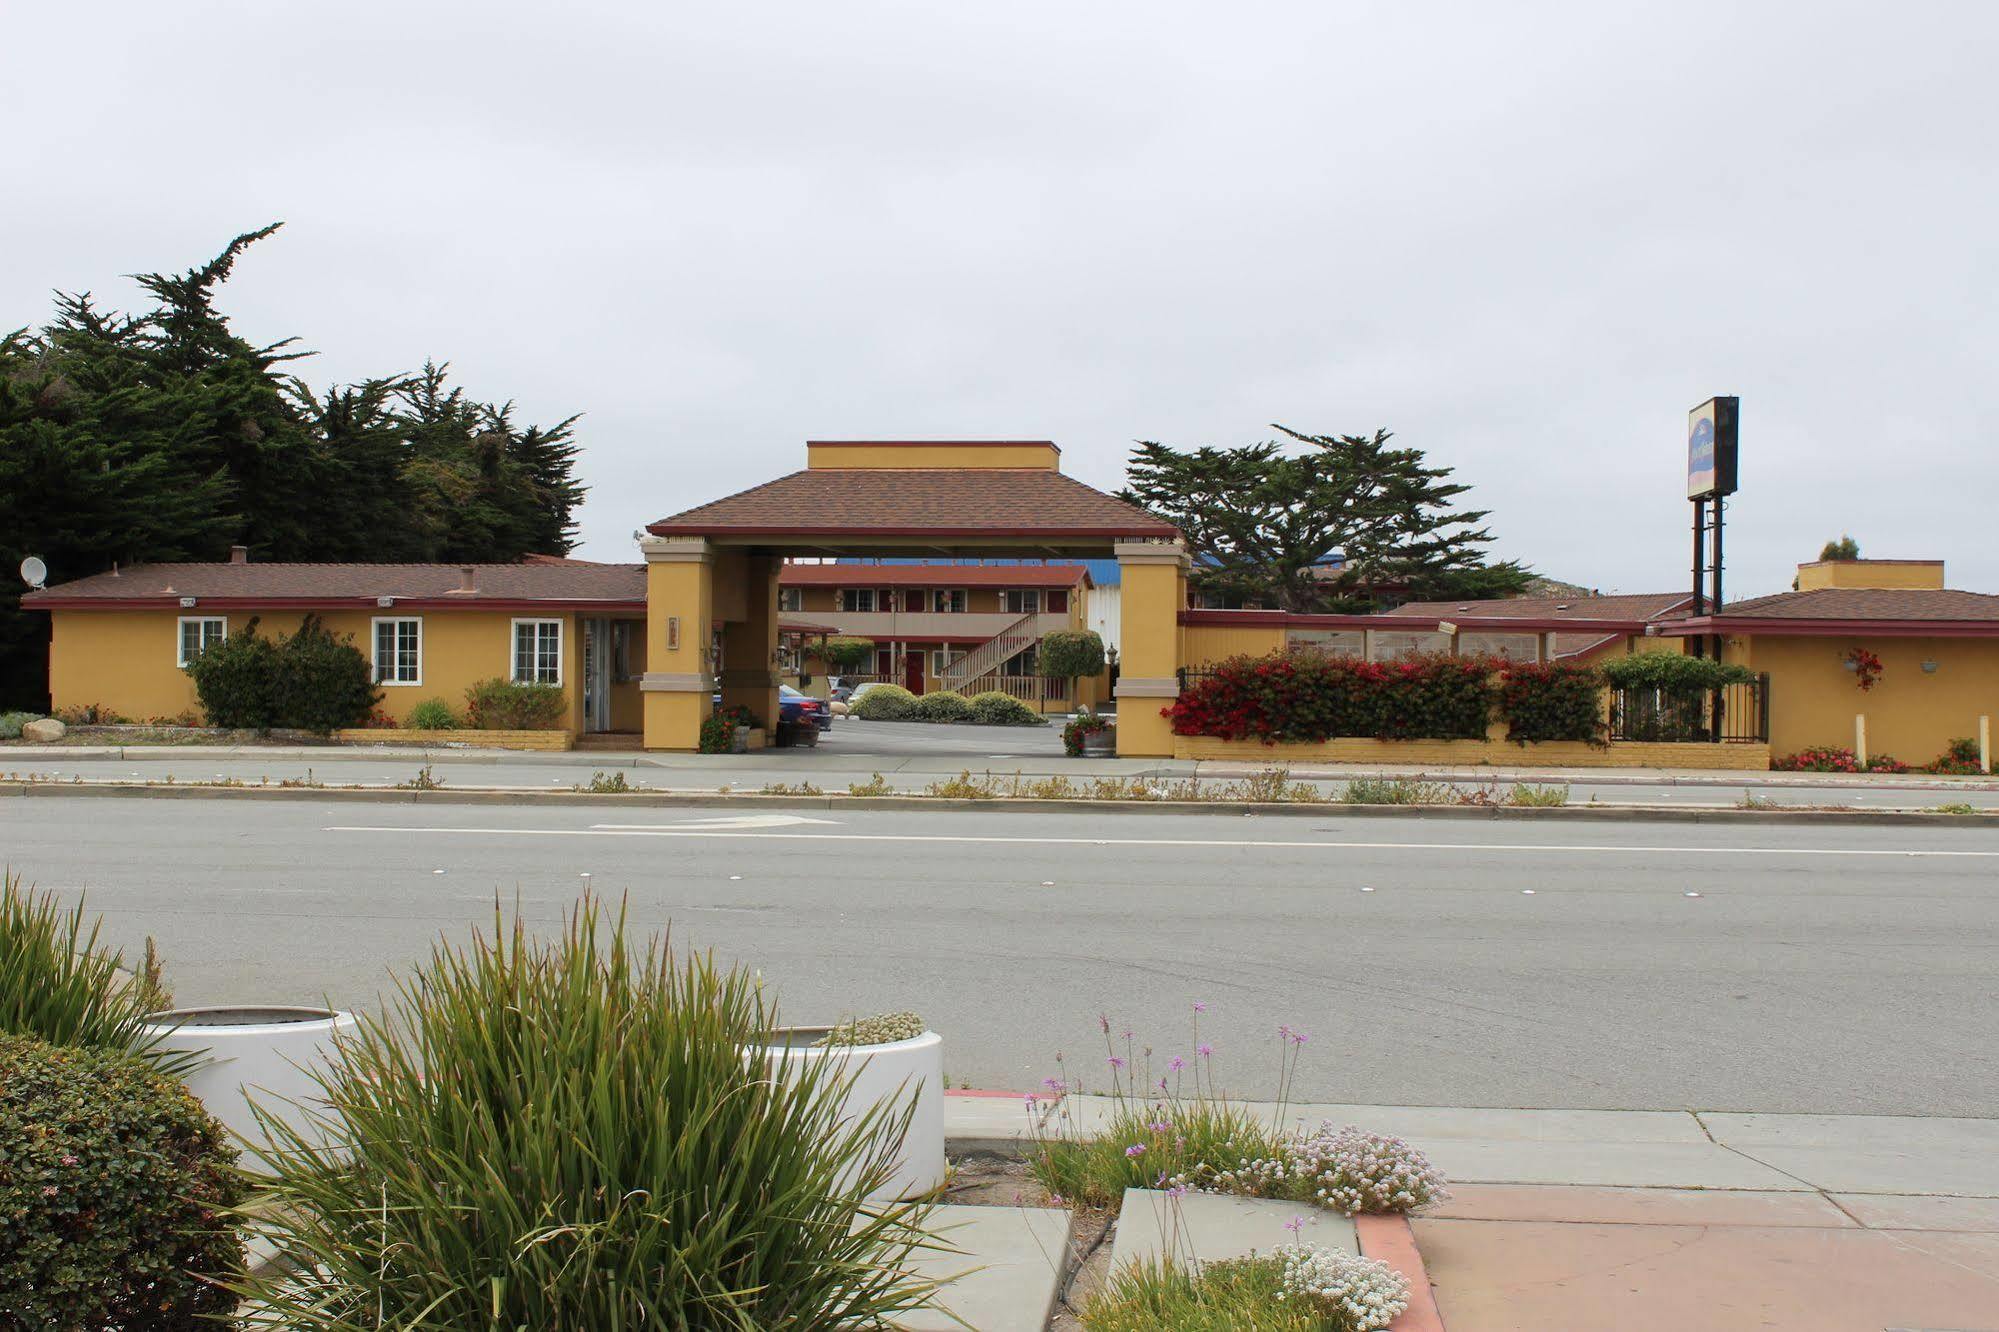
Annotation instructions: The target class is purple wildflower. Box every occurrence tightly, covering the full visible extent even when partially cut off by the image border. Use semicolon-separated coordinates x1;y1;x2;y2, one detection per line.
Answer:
1108;1055;1125;1070
1197;1043;1213;1058
1168;1055;1186;1072
1125;1143;1147;1158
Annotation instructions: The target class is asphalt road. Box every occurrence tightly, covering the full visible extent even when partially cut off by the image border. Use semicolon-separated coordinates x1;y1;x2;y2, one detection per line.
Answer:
5;793;1996;1116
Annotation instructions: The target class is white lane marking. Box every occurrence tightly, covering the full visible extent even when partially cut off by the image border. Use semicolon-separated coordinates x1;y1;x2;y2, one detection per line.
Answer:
321;826;1999;858
599;813;842;830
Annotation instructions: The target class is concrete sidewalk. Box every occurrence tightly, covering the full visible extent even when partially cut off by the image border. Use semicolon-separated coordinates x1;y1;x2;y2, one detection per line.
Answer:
946;1096;1999;1330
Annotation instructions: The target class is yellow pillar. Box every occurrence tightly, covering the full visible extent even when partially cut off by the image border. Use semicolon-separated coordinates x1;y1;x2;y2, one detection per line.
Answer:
718;553;781;738
1113;539;1188;757
640;536;715;751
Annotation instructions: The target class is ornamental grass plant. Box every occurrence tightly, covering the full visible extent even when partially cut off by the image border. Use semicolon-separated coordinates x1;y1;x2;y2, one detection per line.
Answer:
0;870;183;1070
1081;1247;1408;1332
232;895;942;1330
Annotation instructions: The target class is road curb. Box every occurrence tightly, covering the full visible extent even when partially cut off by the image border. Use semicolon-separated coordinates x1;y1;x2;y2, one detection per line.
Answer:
1355;1214;1446;1332
2;779;1996;826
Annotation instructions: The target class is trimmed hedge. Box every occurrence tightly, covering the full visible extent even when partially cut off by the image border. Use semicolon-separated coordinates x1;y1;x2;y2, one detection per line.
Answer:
0;1035;244;1329
967;691;1043;726
913;690;971;722
818;637;876;671
1600;653;1756;691
1166;652;1493;743
185;616;378;731
850;684;919;721
1039;630;1106;682
463;678;566;730
1168;650;1613;745
1494;659;1604;744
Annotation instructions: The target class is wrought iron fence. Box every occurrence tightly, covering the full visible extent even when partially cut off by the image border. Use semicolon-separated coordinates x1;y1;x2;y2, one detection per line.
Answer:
1607;674;1770;744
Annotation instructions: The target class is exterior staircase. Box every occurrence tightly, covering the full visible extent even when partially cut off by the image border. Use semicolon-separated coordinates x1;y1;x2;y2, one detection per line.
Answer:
935;612;1039;691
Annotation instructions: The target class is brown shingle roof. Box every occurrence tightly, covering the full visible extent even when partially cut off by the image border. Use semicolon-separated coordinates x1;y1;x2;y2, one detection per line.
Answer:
1713;588;1999;621
649;469;1177;539
780;563;1089;588
1384;592;1693;660
23;561;646;609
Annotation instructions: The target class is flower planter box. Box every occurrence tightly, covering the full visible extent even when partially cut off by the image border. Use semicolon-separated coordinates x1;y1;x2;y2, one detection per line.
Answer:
142;1005;357;1168
333;728;573;751
767;1026;945;1202
1081;727;1117;757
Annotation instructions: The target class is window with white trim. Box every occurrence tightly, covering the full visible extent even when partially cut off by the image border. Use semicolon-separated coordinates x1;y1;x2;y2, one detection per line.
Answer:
932;589;967;613
176;616;226;667
778;587;803;612
372;617;423;685
1000;589;1042;615
838;588;876;613
931;648;966;676
512;619;564;685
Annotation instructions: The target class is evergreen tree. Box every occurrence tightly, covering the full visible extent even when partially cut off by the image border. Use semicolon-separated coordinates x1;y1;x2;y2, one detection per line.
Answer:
1119;425;1531;613
0;228;588;709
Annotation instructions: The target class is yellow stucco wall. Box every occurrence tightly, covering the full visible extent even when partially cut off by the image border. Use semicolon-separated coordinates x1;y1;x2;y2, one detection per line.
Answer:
48;608;588;728
1795;560;1945;591
1182;622;1287;667
805;442;1058;470
1730;633;1999;763
1173;735;1769;769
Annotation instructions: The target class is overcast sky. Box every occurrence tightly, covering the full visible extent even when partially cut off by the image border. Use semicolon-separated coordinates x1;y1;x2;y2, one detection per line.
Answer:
6;2;1994;598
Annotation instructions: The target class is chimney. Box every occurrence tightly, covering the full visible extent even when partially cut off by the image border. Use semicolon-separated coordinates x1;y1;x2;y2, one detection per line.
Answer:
459;565;478;592
229;545;250;564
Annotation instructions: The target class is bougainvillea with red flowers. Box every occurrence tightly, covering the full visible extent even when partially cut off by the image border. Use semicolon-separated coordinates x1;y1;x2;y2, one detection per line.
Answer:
1844;647;1883;691
1166;651;1508;744
1492;659;1607;745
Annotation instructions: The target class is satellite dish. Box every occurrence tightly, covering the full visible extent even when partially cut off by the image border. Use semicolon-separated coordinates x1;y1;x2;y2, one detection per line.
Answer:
19;556;47;590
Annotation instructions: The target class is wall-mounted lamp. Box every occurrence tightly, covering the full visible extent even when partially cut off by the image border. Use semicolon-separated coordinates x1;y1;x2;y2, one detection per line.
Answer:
1921;659;1939;674
179;596;198;609
376;595;395;608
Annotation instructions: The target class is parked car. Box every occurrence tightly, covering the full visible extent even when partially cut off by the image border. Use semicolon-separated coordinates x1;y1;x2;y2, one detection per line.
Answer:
780;685;832;733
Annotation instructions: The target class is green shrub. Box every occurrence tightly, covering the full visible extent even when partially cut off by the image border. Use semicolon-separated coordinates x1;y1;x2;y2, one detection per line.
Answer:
185;616;379;731
967;690;1043;726
1495;659;1604;744
818;636;876;671
1;872;183;1067
1600;653;1756;691
404;697;459;730
699;711;739;753
1166;652;1491;743
184;621;281;727
0;711;39;739
1039;629;1106;683
1929;737;1985;775
0;1034;244;1329
233;897;937;1329
913;690;971;722
463;677;567;729
851;683;919;720
268;616;380;731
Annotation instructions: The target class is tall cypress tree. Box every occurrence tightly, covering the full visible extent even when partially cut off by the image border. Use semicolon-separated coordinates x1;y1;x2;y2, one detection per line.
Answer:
0;228;588;710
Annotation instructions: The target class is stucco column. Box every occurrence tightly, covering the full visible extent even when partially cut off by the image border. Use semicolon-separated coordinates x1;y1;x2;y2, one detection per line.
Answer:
1113;538;1188;757
640;536;715;751
718;553;781;737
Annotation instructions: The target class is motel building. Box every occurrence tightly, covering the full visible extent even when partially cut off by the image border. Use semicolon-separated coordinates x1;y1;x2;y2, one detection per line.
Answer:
23;440;1999;766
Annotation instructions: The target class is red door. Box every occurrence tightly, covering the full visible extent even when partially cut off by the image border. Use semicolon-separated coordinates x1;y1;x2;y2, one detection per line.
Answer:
902;649;925;694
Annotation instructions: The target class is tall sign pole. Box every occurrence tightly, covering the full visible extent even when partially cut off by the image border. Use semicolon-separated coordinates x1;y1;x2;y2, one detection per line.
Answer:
1688;397;1739;731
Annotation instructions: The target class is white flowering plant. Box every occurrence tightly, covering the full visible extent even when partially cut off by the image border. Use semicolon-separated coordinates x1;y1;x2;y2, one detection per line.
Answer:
1199;1121;1449;1215
1272;1243;1409;1329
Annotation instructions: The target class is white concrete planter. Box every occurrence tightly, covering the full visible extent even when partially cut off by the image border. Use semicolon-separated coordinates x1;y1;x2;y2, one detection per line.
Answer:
768;1027;945;1202
143;1005;357;1168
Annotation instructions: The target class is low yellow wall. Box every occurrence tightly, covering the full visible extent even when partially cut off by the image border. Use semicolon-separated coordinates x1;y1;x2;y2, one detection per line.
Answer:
48;608;586;729
331;728;574;751
1733;634;1999;763
1181;622;1286;668
1174;735;1770;770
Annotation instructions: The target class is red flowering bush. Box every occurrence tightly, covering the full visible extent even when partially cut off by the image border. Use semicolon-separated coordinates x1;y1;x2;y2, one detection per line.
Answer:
1772;746;1861;772
1493;659;1606;745
1165;652;1494;744
1928;737;1984;775
1845;647;1883;691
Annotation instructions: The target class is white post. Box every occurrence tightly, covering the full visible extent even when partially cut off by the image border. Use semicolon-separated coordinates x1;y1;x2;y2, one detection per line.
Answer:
1980;715;1991;775
1855;714;1868;766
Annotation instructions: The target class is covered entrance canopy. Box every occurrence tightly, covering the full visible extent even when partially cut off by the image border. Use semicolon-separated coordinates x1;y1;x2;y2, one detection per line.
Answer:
637;441;1185;753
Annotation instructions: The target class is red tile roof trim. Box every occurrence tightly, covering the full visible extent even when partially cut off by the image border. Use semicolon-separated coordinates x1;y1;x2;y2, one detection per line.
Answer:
1179;609;1654;634
780;564;1089;588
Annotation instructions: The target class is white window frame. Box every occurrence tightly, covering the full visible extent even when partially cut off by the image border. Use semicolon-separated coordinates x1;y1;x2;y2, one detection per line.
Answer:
777;587;803;612
932;588;967;613
371;616;424;686
176;616;226;668
1001;588;1042;615
511;618;565;686
839;588;876;613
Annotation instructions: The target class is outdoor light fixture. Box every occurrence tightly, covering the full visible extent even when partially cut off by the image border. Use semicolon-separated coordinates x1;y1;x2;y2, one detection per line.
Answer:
377;595;394;608
179;596;197;608
1843;657;1859;672
1922;659;1939;673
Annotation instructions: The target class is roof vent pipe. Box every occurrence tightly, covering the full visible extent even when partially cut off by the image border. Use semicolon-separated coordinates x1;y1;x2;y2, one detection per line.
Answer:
229;545;250;564
459;566;477;592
